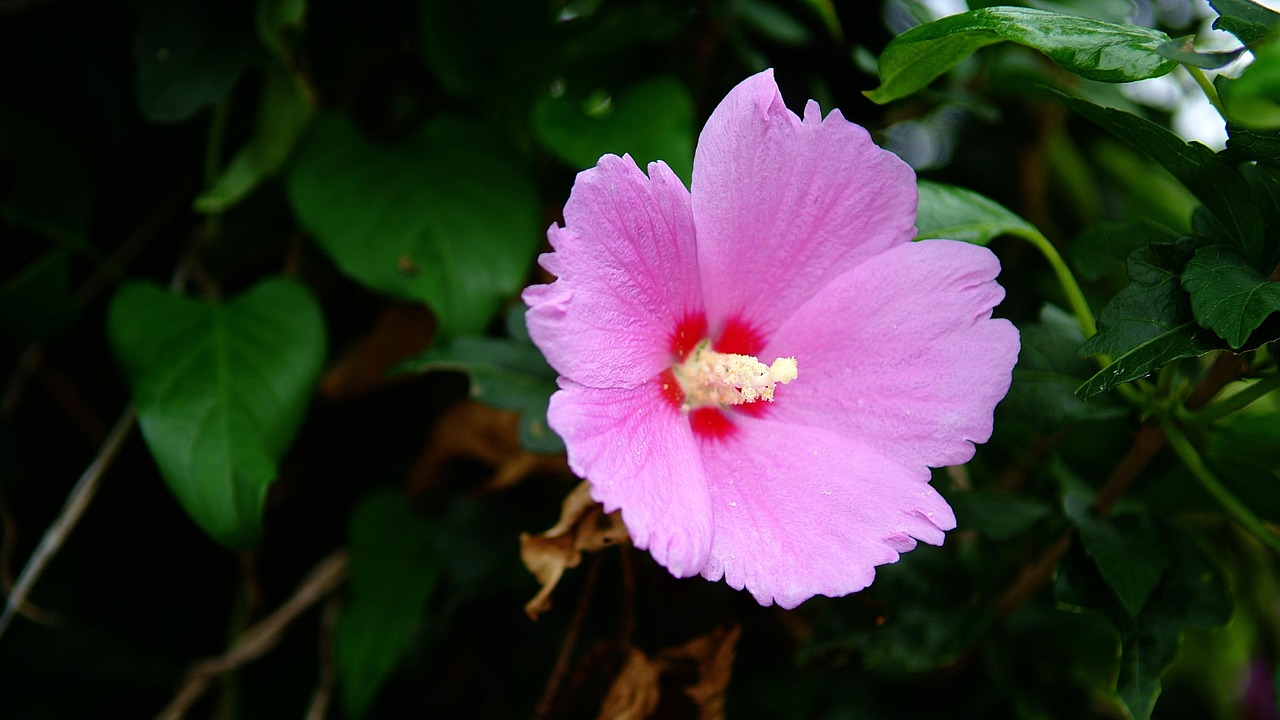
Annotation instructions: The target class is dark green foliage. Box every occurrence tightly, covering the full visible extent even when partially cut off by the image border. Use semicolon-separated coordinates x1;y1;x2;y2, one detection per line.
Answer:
2;0;1278;718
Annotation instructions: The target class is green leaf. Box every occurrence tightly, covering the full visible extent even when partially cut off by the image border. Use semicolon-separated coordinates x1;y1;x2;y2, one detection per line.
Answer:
1117;618;1182;720
1061;94;1266;264
914;181;1037;245
533;76;695;185
1064;494;1170;617
1077;241;1226;398
735;0;811;45
1115;531;1232;720
1081;241;1197;358
1209;0;1280;48
1076;322;1221;399
1155;36;1246;70
287;113;539;338
107;278;326;547
420;0;550;98
1001;305;1127;430
866;7;1177;104
1208;412;1280;526
1069;219;1177;282
256;0;306;62
945;491;1054;541
1224;123;1280;167
399;309;562;453
1224;37;1280;130
196;65;313;213
1182;244;1280;349
132;0;254;123
337;491;440;720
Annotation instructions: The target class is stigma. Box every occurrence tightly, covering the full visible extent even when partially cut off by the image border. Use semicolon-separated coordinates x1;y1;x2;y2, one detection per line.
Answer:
672;340;797;409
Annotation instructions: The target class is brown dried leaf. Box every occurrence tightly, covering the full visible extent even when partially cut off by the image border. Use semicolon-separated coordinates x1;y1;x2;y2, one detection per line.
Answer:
408;400;567;499
321;303;434;401
520;481;628;620
659;625;741;720
596;625;742;720
596;648;661;720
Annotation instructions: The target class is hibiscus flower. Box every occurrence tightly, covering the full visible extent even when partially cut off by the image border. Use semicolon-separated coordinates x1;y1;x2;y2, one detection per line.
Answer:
524;69;1019;608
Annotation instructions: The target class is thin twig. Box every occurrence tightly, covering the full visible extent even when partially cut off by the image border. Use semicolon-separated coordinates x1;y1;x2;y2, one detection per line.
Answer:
155;549;350;720
532;551;603;720
0;406;136;640
304;594;343;720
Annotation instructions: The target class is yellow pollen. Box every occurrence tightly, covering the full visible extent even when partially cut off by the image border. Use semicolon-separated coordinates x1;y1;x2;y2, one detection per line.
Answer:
673;341;798;409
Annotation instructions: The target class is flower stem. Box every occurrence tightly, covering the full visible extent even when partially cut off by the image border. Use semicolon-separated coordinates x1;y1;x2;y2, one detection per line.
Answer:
1185;372;1280;425
1011;228;1096;339
1186;65;1227;119
1160;415;1280;555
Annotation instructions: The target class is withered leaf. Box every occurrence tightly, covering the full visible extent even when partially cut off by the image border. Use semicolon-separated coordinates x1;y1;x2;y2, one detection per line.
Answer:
597;625;742;720
520;481;629;619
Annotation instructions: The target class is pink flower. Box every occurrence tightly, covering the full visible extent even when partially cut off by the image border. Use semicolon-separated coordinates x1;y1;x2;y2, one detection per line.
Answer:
524;69;1019;608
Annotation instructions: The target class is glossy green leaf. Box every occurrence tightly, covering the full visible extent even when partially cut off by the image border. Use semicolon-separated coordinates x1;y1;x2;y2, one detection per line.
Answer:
1225;123;1280;167
866;7;1177;104
1224;39;1280;128
1182;244;1280;349
1210;0;1280;48
1028;0;1139;23
1080;241;1196;358
287;113;539;338
1077;242;1223;399
337;491;439;720
107;278;326;547
1156;36;1246;69
914;180;1036;245
1077;323;1221;399
196;65;313;213
533;76;694;185
132;0;253;123
1061;94;1266;265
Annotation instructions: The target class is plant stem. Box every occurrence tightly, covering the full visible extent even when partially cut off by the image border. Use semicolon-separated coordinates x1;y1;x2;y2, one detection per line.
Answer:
1186;66;1226;119
1186;372;1280;424
1160;415;1280;555
1012;228;1097;340
0;407;136;640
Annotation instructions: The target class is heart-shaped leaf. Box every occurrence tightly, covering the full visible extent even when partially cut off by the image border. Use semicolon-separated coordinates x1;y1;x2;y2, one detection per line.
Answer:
533;76;694;184
337;491;439;719
108;278;326;547
287;113;539;338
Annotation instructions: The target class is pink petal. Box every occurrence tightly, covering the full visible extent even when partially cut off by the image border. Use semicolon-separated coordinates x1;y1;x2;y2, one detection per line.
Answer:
765;239;1020;469
691;69;918;339
547;378;713;577
525;155;701;390
697;415;955;609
